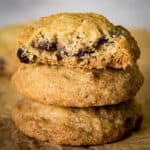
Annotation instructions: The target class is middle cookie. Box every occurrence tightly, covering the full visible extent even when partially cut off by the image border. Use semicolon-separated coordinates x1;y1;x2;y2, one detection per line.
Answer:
12;64;143;107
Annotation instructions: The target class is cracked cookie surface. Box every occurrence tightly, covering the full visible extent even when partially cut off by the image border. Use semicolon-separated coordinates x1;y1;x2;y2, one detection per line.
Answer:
12;99;142;145
17;13;140;69
12;64;144;107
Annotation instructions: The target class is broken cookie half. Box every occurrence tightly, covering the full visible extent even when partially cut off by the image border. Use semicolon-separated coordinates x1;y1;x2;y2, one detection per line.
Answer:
17;13;140;69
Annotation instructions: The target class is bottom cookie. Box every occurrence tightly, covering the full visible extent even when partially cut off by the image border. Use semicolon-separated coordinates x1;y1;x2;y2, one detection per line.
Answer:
12;99;142;146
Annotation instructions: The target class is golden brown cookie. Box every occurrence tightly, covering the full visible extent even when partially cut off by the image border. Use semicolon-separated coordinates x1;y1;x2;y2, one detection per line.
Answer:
12;64;143;107
17;13;140;69
0;24;29;76
12;99;142;145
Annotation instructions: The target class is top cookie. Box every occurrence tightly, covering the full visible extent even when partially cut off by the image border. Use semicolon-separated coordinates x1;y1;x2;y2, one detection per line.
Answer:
17;13;140;69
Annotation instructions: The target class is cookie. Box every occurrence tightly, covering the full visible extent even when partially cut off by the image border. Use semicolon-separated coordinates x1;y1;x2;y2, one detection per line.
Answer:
0;24;28;76
17;13;140;69
0;77;22;116
12;64;143;107
12;99;142;145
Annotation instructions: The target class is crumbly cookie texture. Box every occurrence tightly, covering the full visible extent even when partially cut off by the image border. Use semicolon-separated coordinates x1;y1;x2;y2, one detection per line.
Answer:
12;99;142;145
11;64;143;107
0;24;29;76
17;13;140;69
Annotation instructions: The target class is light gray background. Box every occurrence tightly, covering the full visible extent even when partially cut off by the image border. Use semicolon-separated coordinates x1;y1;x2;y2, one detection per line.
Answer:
0;0;150;29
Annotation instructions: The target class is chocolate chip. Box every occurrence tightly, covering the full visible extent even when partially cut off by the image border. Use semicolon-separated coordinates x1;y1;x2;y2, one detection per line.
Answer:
95;37;112;49
32;41;57;52
56;53;62;61
97;38;109;45
73;50;95;58
63;51;68;57
17;48;30;64
0;57;5;70
33;55;37;61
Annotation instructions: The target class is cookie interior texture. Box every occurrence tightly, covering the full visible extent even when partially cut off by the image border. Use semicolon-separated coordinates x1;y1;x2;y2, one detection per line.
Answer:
0;24;28;76
12;99;142;145
17;13;140;69
12;64;144;107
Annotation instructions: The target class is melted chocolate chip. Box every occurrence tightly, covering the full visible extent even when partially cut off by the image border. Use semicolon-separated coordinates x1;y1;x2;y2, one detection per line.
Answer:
32;41;57;52
73;50;94;58
33;55;37;61
95;37;112;49
0;57;5;70
63;51;68;57
56;53;62;61
17;48;30;64
97;38;109;45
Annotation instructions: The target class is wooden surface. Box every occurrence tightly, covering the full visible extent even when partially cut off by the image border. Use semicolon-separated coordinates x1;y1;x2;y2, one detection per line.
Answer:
0;29;150;150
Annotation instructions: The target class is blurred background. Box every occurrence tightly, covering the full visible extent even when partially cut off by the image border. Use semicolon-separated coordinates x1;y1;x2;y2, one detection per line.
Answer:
0;0;150;29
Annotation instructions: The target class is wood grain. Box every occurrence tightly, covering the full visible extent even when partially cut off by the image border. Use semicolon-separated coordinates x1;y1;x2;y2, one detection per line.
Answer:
0;29;150;149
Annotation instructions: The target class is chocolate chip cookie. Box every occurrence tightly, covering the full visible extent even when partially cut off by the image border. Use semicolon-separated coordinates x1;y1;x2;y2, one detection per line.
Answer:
12;64;143;107
17;13;140;69
12;99;142;145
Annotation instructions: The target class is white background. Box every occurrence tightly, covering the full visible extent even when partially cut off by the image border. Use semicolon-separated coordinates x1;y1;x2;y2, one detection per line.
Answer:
0;0;150;29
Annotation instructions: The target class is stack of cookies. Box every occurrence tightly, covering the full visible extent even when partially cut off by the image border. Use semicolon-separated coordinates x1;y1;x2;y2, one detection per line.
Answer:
11;13;144;145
